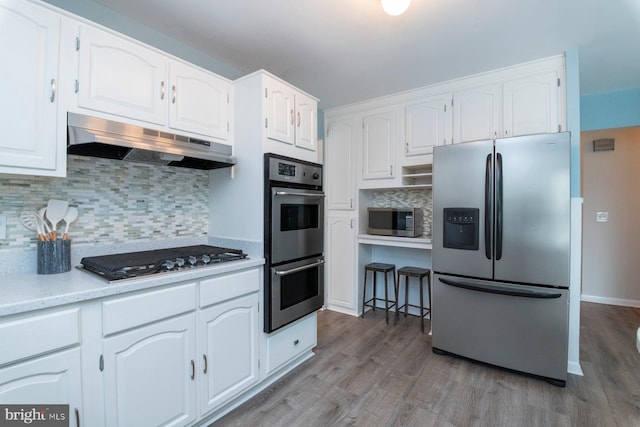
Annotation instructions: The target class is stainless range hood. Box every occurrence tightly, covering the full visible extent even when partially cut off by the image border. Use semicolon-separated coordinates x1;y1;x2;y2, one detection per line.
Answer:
67;113;236;170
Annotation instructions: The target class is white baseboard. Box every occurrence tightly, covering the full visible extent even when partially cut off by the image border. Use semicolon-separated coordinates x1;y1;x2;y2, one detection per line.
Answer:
581;294;640;308
567;360;583;376
325;304;359;317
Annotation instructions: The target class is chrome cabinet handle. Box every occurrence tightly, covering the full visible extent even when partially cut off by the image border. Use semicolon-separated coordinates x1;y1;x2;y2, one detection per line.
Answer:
160;81;165;100
190;360;195;380
75;408;80;427
274;259;324;276
203;354;208;374
172;85;176;104
50;79;56;103
293;339;299;345
290;109;294;125
275;191;325;198
297;111;301;127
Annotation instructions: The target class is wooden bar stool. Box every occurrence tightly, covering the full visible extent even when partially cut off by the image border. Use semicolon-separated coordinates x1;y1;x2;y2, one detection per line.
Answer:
362;262;397;324
396;266;431;333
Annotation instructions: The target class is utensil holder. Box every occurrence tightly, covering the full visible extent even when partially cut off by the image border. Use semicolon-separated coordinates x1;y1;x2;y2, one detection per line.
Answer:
37;240;71;274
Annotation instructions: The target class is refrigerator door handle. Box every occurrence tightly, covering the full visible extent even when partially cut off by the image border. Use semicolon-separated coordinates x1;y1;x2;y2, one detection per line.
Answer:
485;153;493;260
495;152;503;260
438;277;563;299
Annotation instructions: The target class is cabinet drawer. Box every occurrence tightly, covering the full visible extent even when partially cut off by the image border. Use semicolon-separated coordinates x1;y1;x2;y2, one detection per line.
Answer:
265;313;317;375
0;307;80;366
103;283;196;336
200;268;260;308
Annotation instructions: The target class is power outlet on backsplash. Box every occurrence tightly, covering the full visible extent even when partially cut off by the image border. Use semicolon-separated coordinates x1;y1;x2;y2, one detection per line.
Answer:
0;214;6;239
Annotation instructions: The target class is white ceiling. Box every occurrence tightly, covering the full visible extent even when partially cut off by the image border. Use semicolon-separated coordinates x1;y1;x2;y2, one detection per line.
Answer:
94;0;640;109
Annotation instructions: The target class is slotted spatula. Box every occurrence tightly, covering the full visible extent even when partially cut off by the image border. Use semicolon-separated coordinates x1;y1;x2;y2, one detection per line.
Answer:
46;199;69;240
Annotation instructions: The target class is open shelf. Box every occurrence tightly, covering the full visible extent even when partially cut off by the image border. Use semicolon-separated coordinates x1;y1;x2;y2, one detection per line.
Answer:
401;164;433;188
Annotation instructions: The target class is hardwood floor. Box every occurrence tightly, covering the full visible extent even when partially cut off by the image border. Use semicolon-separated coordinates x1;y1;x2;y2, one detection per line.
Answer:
213;303;640;426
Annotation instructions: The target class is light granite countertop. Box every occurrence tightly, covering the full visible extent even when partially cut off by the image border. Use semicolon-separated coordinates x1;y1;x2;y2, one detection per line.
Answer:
0;257;265;318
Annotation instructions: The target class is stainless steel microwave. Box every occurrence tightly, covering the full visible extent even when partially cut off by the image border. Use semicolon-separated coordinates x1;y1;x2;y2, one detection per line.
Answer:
368;207;423;237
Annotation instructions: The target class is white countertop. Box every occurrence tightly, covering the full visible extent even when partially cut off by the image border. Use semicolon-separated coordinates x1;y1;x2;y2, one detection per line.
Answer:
0;258;264;317
358;234;432;250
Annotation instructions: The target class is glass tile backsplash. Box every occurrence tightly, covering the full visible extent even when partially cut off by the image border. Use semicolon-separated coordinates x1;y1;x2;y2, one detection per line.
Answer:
0;155;209;253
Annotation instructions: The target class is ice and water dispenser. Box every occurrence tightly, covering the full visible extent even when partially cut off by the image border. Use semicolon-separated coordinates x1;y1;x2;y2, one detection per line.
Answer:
442;208;480;250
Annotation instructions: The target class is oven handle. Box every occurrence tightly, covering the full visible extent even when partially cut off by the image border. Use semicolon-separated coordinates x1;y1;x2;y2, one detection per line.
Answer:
274;191;325;198
274;259;325;276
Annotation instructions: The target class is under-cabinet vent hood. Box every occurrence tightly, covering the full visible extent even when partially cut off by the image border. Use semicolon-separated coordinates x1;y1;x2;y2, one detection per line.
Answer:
67;113;235;170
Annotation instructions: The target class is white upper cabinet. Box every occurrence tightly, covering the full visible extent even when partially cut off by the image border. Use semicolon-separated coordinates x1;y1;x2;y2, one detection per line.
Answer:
294;91;317;151
264;74;318;156
77;25;167;126
453;83;502;143
76;24;232;142
169;61;231;141
404;93;452;158
362;107;398;181
503;70;561;137
325;115;357;210
453;61;565;143
265;77;296;145
0;0;63;176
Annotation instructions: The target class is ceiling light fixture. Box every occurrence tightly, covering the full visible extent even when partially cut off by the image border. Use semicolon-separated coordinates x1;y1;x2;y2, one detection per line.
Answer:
381;0;411;16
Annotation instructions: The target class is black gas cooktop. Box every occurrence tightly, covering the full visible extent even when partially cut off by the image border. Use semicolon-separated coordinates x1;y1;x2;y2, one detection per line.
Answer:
79;245;248;281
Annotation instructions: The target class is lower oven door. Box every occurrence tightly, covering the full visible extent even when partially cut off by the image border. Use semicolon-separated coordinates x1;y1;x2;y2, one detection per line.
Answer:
267;256;325;332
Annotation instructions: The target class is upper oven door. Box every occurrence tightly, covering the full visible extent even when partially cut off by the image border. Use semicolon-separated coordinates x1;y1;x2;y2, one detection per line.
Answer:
271;187;325;264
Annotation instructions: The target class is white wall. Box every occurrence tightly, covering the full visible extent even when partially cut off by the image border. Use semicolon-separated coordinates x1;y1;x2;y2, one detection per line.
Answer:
581;126;640;307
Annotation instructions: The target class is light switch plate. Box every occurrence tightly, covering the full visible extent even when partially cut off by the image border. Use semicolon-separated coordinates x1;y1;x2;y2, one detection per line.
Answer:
596;211;608;222
0;214;6;239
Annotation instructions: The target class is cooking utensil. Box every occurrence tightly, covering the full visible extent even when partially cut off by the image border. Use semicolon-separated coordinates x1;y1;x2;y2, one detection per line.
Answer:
45;199;68;240
38;207;53;240
20;211;47;241
62;206;78;240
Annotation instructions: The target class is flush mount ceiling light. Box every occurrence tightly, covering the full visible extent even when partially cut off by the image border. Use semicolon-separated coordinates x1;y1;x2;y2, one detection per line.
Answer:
381;0;411;16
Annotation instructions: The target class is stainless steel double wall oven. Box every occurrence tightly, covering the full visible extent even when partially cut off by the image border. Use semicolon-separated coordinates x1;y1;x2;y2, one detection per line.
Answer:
264;154;324;332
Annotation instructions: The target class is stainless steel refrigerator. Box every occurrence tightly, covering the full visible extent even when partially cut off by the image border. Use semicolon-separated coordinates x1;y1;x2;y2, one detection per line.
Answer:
432;132;570;386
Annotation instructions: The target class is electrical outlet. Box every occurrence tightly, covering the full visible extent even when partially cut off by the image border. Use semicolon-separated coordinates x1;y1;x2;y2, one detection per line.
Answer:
596;212;608;222
0;214;6;239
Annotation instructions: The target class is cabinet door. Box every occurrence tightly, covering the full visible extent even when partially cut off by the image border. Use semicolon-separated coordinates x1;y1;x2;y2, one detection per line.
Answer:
265;77;295;145
0;0;59;173
169;62;231;140
294;92;317;151
78;25;167;125
0;348;83;424
198;292;259;415
405;93;452;156
326;213;358;312
362;108;397;180
453;83;501;143
103;313;196;427
503;70;561;137
326;116;357;210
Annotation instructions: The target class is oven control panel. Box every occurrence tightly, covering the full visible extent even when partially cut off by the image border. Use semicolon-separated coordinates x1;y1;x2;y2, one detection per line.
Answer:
267;155;322;187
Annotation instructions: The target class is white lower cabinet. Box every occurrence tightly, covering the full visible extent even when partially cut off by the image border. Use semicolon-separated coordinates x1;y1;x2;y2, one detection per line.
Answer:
265;313;317;376
103;313;197;427
326;213;358;314
0;306;83;423
0;266;318;426
198;292;259;416
0;348;83;424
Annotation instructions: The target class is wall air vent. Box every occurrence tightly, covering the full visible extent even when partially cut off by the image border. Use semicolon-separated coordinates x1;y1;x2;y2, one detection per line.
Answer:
593;138;615;152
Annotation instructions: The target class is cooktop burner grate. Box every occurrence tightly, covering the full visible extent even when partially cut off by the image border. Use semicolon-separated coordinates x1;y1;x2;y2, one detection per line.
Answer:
80;245;247;281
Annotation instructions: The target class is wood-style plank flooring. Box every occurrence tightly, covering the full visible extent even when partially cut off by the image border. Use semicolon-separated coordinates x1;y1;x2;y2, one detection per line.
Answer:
213;302;640;426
